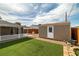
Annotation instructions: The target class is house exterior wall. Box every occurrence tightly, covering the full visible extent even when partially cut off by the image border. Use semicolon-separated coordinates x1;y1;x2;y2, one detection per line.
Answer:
77;28;79;45
24;29;38;34
0;20;26;42
0;26;24;36
39;25;47;38
0;26;25;42
71;28;79;45
0;27;18;36
0;27;12;36
71;28;77;40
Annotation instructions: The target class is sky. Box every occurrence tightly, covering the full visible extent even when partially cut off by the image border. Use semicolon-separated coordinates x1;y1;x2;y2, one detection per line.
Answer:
0;3;79;27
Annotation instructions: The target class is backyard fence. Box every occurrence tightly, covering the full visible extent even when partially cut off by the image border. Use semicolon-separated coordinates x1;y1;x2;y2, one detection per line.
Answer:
0;34;27;42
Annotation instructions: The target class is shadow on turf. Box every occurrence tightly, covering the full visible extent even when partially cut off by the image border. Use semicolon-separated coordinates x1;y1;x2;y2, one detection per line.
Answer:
0;37;33;49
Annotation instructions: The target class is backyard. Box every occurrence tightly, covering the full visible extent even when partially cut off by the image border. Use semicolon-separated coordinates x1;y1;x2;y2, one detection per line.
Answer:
0;37;63;56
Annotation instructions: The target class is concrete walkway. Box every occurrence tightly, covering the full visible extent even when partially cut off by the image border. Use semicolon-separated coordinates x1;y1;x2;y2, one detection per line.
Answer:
35;37;66;46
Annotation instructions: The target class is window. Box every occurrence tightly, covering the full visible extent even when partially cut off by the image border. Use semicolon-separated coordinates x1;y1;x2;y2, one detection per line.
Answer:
11;28;13;35
49;27;52;32
16;28;18;34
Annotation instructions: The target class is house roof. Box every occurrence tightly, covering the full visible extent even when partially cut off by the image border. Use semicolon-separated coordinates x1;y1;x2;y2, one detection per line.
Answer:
39;22;70;26
30;25;39;29
0;19;21;27
24;25;39;29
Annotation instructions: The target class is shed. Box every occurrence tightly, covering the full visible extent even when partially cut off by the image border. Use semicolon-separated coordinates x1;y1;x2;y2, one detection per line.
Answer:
39;22;71;41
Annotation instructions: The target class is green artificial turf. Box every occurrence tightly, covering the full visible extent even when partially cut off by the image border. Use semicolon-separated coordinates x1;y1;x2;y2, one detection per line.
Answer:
0;37;63;56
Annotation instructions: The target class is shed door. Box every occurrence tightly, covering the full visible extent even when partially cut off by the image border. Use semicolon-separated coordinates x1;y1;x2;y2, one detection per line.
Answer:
47;26;54;38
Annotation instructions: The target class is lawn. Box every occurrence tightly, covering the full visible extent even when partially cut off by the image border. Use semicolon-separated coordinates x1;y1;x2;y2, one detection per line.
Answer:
0;37;63;56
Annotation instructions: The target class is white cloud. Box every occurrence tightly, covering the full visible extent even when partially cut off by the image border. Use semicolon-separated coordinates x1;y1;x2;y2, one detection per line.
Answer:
8;4;25;12
0;10;34;26
0;4;34;25
69;5;79;16
33;3;74;24
0;3;78;26
0;9;19;23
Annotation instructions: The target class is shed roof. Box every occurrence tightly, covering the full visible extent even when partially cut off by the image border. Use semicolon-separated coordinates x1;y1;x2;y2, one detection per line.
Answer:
39;22;70;26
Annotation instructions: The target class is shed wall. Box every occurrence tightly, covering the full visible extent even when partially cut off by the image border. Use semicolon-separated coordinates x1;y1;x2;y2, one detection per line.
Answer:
54;25;70;41
39;26;47;38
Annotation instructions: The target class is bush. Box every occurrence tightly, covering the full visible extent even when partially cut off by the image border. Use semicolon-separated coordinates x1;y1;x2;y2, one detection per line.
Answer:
74;48;79;56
